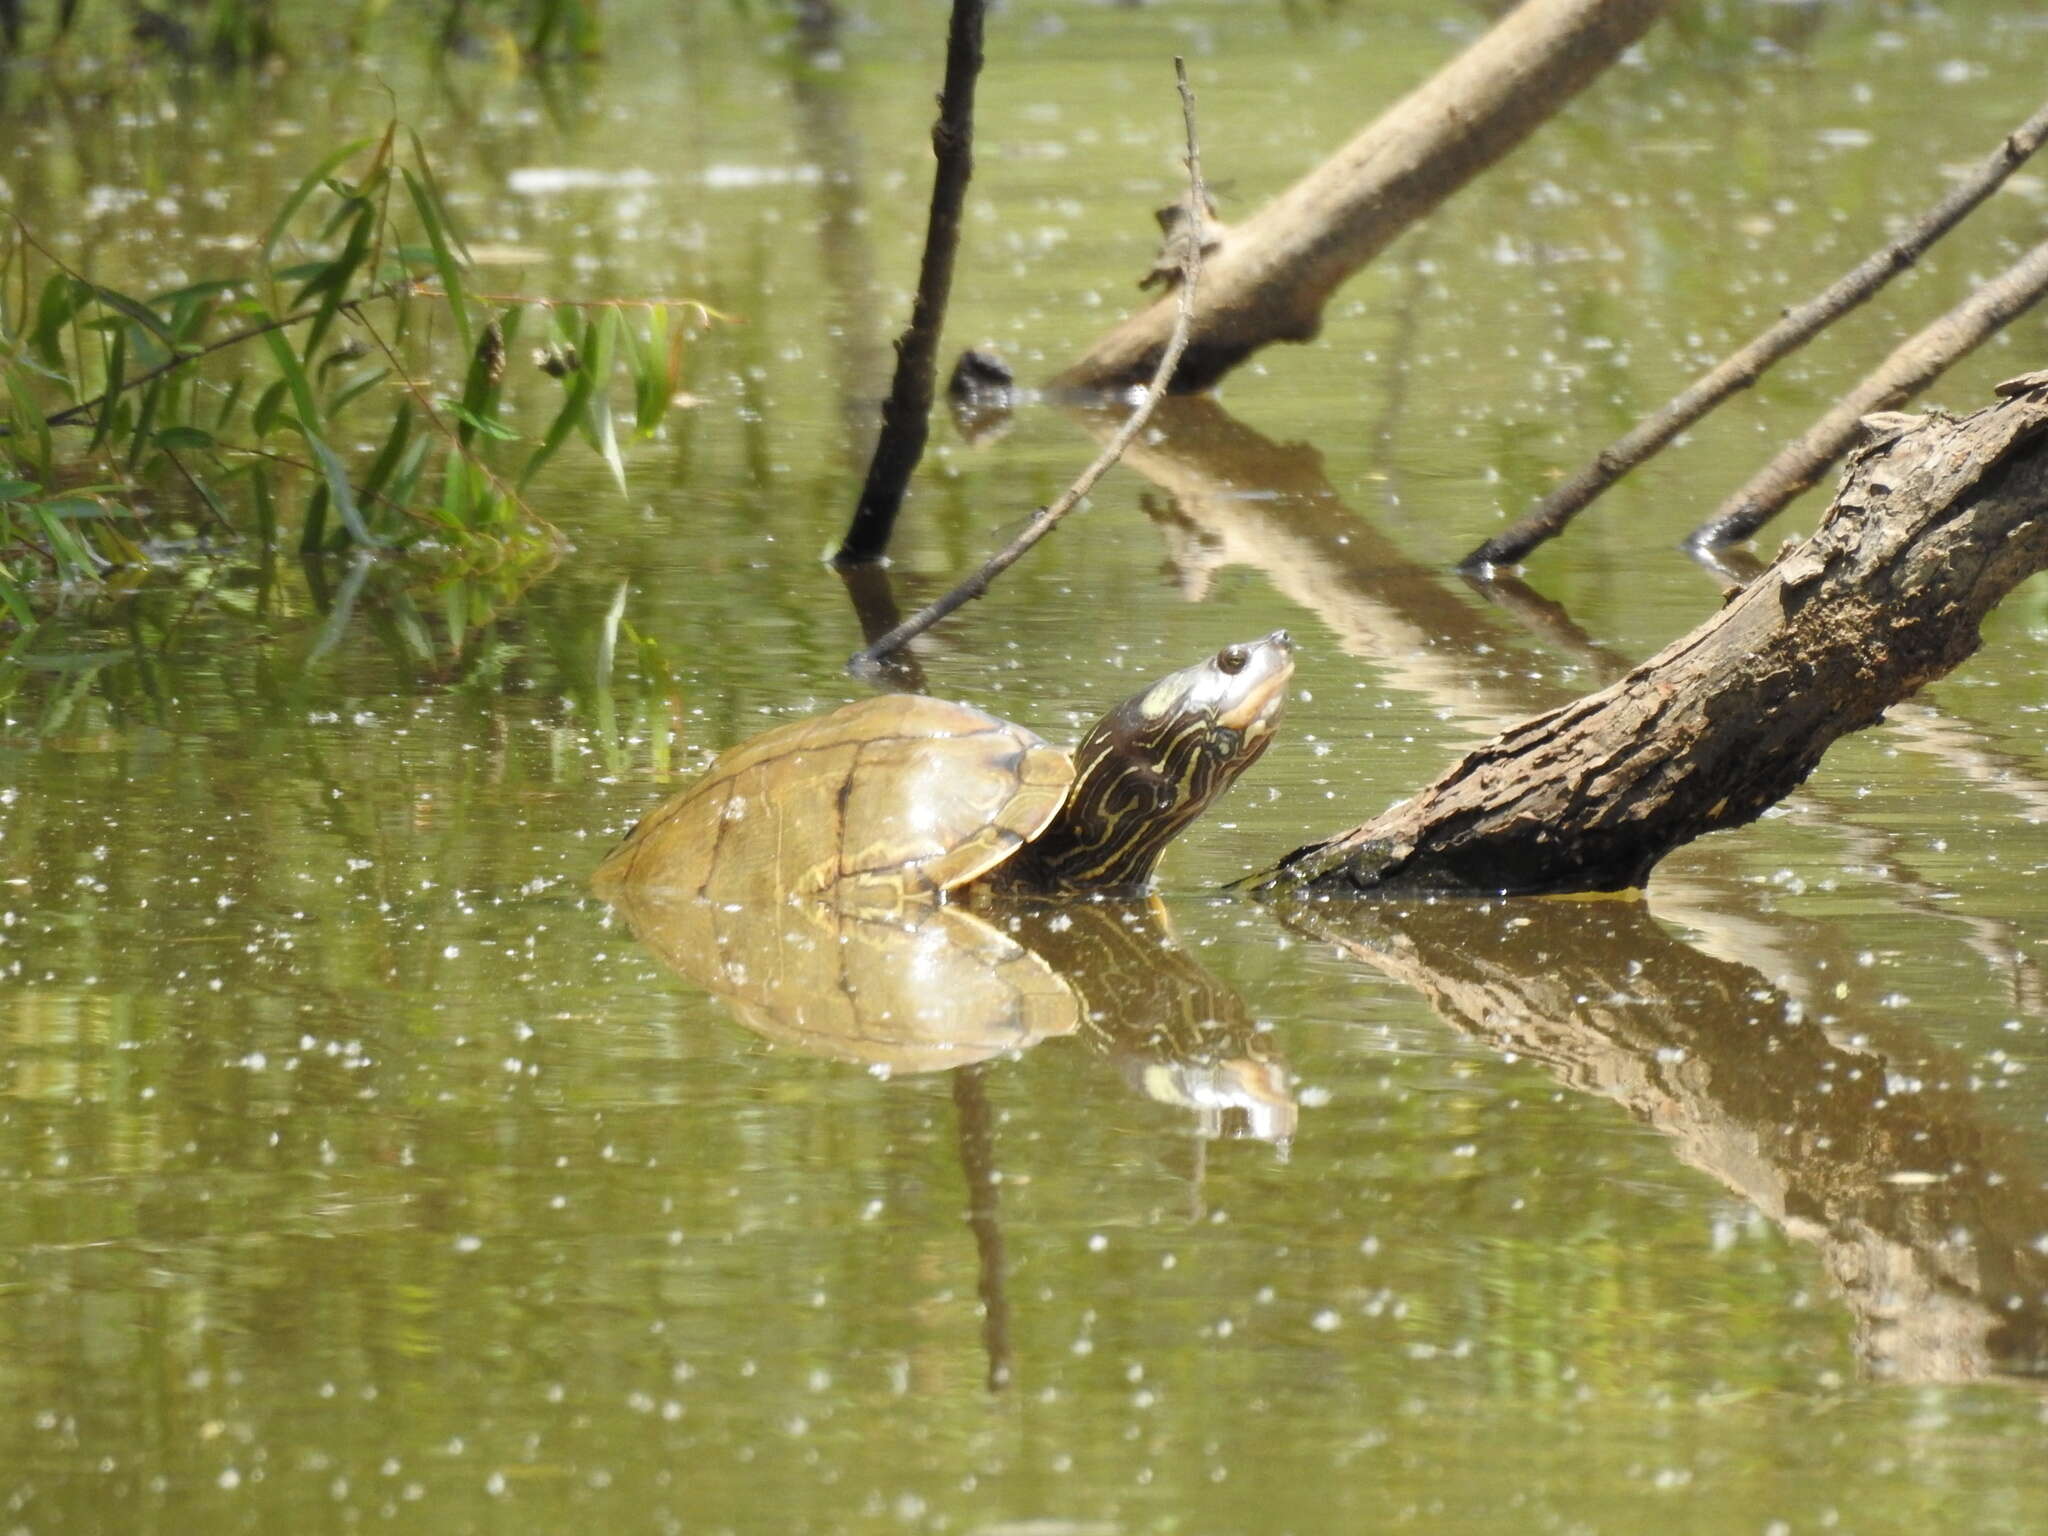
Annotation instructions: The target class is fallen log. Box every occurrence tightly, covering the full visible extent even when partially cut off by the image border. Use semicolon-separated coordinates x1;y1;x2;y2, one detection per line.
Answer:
1259;375;2048;897
1053;0;1672;394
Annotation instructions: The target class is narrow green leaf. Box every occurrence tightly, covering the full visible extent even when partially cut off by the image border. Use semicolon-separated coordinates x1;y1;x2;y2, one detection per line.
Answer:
89;285;181;351
402;167;473;354
442;402;520;442
438;450;473;529
327;366;392;420
584;308;627;496
150;278;242;310
384;590;436;663
455;308;516;448
386;432;433;509
88;323;127;453
520;363;594;489
43;496;135;520
299;482;330;555
303;427;384;548
261;324;321;433
0;565;34;630
29;273;85;371
301;204;376;362
125;379;163;473
595;578;628;694
269;259;331;286
154;425;216;452
634;304;670;436
359;400;415;503
30;502;98;573
260;137;375;267
251;379;291;439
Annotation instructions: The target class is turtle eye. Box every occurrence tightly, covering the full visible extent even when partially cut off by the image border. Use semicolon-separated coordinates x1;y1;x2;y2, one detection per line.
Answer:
1216;644;1249;675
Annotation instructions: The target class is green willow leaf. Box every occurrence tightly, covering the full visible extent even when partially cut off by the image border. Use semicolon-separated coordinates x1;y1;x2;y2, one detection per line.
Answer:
260;138;375;268
303;428;384;549
89;285;181;352
402;167;473;355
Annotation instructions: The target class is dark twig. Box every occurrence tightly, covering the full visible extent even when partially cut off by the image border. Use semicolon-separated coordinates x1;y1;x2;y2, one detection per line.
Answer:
849;58;1206;672
1692;233;2048;549
158;446;239;537
1;215;410;435
1461;96;2048;570
44;290;400;431
831;0;988;568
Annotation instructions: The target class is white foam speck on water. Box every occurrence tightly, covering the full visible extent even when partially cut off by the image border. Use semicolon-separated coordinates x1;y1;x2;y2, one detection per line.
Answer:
507;166;659;195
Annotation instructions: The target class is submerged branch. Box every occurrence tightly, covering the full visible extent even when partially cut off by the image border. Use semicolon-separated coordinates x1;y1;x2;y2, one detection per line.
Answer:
1462;94;2048;570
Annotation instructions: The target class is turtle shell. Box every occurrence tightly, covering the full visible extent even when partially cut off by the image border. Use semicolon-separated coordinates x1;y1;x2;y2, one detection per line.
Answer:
592;694;1075;908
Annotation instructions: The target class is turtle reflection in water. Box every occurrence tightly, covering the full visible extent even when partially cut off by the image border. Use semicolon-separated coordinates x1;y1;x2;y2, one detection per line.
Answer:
611;892;1296;1141
595;634;1296;1115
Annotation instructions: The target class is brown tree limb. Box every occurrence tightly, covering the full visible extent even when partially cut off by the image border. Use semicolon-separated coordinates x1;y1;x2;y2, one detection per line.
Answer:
1692;237;2048;549
1259;377;2048;897
848;59;1205;672
1052;0;1672;395
831;0;988;568
1462;95;2048;570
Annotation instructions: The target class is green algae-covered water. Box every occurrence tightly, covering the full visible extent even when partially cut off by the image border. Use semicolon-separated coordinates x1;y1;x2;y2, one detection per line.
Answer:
7;3;2048;1531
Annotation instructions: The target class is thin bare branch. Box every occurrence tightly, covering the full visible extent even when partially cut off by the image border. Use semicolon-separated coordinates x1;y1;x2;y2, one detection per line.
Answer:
1693;235;2048;549
832;0;989;568
849;58;1206;673
1462;95;2048;570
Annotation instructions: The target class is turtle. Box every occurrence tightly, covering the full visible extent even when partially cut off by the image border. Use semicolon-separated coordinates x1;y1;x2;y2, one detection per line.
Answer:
591;630;1295;906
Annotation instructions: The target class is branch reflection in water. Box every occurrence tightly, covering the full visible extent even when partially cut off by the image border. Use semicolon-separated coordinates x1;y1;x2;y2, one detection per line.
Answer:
603;889;1296;1390
1283;895;2048;1385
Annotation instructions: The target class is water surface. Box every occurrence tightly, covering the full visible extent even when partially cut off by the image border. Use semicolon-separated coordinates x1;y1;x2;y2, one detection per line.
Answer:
6;3;2048;1531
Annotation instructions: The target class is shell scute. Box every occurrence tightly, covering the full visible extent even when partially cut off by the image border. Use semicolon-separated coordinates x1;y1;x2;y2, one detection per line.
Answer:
593;694;1074;907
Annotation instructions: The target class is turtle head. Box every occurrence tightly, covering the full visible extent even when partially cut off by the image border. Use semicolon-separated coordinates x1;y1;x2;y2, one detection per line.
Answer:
1001;632;1295;895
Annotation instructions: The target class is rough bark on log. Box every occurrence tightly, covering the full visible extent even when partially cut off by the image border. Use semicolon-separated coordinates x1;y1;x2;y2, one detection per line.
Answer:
1053;0;1672;394
1260;377;2048;897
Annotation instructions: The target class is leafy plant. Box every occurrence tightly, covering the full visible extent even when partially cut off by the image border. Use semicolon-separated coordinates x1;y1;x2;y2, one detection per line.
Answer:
0;123;711;634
